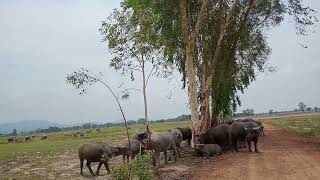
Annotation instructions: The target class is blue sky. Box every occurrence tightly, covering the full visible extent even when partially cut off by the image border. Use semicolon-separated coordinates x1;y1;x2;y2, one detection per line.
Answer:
0;0;319;124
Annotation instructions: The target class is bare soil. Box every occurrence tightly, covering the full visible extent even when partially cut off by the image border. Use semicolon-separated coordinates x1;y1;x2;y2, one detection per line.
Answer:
189;124;320;180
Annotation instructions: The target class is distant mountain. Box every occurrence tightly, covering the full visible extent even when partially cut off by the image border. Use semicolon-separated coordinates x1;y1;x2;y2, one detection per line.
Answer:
0;120;64;134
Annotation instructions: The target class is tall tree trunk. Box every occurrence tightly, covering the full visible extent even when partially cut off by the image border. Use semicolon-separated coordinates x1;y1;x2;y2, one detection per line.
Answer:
200;74;211;131
179;0;207;147
185;43;200;147
142;62;149;126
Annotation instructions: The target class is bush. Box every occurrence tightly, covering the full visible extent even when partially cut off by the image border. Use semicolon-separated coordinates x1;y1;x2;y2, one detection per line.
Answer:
132;153;151;180
112;153;151;180
112;162;131;180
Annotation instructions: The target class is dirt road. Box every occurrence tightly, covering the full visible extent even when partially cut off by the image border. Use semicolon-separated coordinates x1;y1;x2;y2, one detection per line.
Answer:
190;124;320;180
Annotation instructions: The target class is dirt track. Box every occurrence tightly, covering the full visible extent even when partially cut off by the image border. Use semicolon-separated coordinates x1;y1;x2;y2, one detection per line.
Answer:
190;124;320;180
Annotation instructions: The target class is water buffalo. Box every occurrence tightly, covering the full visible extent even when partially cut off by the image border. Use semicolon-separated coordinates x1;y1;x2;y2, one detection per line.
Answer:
117;138;146;162
79;143;119;176
40;135;48;140
25;136;31;141
193;144;222;157
255;120;265;137
197;124;230;150
229;121;261;153
169;128;183;157
7;137;15;143
135;131;178;167
177;127;192;146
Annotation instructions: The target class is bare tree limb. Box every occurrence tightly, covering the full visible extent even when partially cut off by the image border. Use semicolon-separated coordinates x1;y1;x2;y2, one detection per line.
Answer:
146;65;156;86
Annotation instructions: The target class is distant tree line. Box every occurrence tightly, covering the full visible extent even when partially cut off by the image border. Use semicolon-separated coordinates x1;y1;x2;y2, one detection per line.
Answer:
0;115;191;136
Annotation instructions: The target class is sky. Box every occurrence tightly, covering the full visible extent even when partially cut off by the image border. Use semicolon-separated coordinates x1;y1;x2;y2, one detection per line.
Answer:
0;0;319;125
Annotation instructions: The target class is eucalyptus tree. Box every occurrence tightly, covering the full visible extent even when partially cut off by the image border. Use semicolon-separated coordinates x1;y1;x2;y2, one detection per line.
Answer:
124;0;317;145
100;7;170;126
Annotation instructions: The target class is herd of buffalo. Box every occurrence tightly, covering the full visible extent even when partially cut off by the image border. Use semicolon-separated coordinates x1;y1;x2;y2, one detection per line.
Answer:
7;134;47;143
78;118;265;176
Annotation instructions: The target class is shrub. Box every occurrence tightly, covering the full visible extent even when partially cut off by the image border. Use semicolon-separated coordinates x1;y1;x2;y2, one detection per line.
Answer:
112;152;152;180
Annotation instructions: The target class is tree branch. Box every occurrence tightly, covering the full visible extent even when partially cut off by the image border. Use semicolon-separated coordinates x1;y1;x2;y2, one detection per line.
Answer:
191;0;208;43
179;0;190;43
146;65;156;86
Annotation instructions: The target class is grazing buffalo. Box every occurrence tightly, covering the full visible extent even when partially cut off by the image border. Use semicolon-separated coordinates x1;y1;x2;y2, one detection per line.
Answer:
96;129;101;133
193;144;222;157
135;131;178;167
7;137;15;143
177;127;192;146
229;122;261;153
197;124;230;150
25;136;31;141
40;135;48;140
117;138;146;162
79;143;119;176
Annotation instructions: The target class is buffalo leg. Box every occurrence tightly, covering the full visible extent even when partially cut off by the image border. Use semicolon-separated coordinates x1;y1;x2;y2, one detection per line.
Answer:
172;145;178;161
152;152;156;167
86;161;95;176
177;146;181;158
254;139;259;153
95;161;103;176
164;150;168;164
248;140;252;152
233;139;239;152
80;159;84;175
103;162;110;174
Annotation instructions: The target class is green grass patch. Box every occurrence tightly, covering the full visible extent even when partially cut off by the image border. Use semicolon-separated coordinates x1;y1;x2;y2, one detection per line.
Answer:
264;115;320;137
0;121;189;161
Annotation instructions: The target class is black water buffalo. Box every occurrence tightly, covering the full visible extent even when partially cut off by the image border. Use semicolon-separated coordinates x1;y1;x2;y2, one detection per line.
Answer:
79;143;119;176
229;121;261;153
177;127;192;146
7;137;15;143
193;144;222;157
197;124;230;150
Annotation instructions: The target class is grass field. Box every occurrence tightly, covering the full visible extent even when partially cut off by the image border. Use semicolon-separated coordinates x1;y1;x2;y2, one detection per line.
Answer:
0;121;190;161
264;114;320;137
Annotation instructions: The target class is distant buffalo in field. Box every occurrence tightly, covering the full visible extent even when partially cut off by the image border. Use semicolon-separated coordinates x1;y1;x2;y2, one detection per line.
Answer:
96;129;101;133
40;135;48;140
25;136;31;141
7;137;15;143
